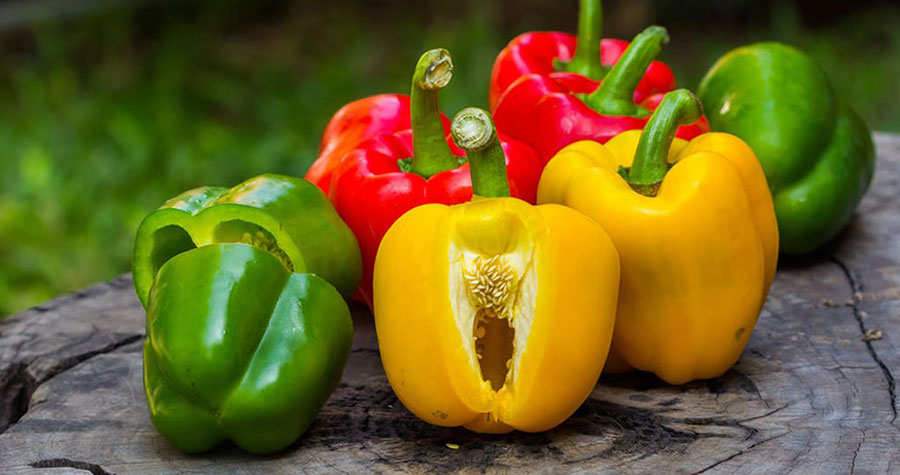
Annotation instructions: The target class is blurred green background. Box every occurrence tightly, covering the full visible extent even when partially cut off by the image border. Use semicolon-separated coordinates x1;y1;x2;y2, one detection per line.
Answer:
0;0;898;317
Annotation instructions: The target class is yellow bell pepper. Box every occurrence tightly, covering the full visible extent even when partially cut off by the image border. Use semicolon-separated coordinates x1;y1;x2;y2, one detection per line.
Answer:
538;89;778;385
374;108;620;433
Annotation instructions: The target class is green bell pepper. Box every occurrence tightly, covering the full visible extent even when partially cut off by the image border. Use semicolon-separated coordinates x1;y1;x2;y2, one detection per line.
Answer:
698;42;875;254
133;173;361;307
144;242;353;454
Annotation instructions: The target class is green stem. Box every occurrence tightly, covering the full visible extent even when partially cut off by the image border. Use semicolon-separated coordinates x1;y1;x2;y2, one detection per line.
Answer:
450;107;510;198
555;0;607;80
409;48;459;178
625;89;702;196
582;25;669;117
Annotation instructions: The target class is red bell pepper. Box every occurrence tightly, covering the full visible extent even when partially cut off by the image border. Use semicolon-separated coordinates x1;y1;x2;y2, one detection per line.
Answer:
306;96;454;194
493;25;709;164
306;94;413;194
327;49;541;308
488;0;675;111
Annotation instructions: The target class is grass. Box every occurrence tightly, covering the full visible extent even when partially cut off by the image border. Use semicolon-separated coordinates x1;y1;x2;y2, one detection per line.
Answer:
0;0;897;317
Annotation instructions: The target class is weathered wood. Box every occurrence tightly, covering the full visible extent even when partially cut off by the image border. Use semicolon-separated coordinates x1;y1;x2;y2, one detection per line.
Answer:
1;134;898;474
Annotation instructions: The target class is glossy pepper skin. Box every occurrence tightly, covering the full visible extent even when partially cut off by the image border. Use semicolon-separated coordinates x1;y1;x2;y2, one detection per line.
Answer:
306;94;411;194
488;0;674;111
374;109;620;433
539;90;778;384
305;94;453;194
144;243;353;454
328;49;542;308
493;26;708;164
698;42;875;254
133;174;361;307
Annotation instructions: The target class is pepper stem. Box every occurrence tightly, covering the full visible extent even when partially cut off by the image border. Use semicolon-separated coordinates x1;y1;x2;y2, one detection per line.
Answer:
624;89;702;196
582;25;669;117
409;48;458;178
451;108;510;198
555;0;607;80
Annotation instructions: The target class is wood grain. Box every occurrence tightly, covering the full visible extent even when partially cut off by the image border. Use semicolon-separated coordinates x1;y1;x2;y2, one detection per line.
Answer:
1;134;898;474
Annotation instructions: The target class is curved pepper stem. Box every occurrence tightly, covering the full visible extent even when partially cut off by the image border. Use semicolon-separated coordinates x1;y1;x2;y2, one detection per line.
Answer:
625;89;702;196
583;25;669;117
408;48;459;178
451;107;511;198
555;0;607;80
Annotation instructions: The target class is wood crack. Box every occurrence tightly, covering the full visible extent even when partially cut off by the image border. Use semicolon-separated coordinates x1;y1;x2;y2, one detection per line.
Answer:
31;457;114;475
850;436;862;474
0;362;35;433
828;255;898;423
690;432;787;474
0;333;143;434
35;333;144;386
738;404;788;423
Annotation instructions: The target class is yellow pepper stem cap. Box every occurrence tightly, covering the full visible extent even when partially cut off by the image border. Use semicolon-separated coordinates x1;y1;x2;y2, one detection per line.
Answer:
623;89;703;196
451;107;511;198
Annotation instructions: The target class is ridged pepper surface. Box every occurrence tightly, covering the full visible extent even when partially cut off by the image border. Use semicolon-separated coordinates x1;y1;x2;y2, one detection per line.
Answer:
375;108;619;432
144;243;353;454
133;174;361;307
493;25;707;165
538;90;777;384
489;0;674;110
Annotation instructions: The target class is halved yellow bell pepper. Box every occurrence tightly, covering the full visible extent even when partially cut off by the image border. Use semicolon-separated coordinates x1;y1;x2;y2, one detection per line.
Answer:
539;89;778;384
374;108;620;433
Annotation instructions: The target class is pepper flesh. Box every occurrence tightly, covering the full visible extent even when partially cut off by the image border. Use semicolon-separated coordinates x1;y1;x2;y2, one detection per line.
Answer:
698;42;875;254
538;91;777;384
132;174;361;307
374;198;620;432
143;243;353;454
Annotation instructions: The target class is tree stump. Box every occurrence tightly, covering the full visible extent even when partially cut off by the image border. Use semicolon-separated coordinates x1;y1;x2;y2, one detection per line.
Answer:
2;134;899;474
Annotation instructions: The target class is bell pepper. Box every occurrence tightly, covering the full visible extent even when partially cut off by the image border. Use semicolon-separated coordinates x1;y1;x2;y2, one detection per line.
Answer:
306;94;414;194
305;96;455;195
488;0;674;111
493;25;709;164
374;107;620;433
538;89;778;384
143;242;353;454
698;42;876;254
328;49;542;308
133;174;361;308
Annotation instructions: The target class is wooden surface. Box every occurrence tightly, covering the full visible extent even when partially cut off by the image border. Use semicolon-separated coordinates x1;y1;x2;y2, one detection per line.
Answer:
1;134;898;474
